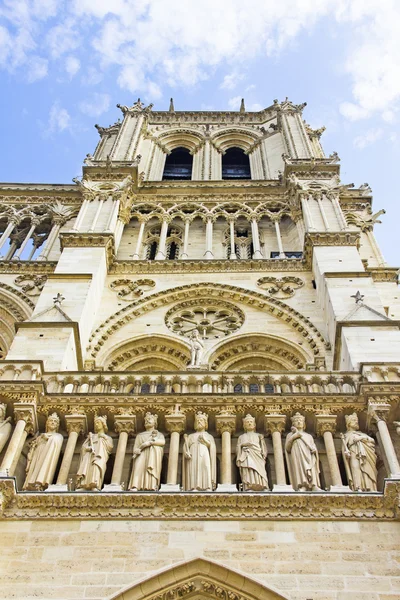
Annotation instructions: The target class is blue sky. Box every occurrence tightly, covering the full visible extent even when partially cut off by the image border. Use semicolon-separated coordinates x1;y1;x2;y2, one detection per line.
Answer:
1;0;399;265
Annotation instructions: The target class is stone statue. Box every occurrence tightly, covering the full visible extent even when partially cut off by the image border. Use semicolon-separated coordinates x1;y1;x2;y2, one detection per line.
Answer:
182;412;216;491
23;413;63;491
128;413;165;491
0;403;12;455
76;416;113;491
341;413;377;492
285;413;320;491
188;329;204;367
236;414;269;491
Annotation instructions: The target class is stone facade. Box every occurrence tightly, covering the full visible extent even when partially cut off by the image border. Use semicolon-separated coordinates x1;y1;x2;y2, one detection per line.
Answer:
0;98;399;599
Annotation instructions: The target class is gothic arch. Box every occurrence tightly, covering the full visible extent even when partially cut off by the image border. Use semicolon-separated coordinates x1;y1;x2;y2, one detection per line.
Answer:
103;334;191;371
211;128;260;153
208;333;310;371
0;283;34;358
88;283;329;365
109;557;289;600
157;128;206;154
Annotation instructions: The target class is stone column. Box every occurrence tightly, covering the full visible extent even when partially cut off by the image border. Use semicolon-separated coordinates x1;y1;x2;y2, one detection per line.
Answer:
265;414;293;492
104;412;136;491
250;217;263;259
72;198;90;232
13;219;39;260
132;217;146;259
204;217;214;259
300;195;315;232
89;197;105;232
47;412;87;492
368;401;400;478
316;193;331;231
0;403;37;476
155;218;169;259
37;218;63;261
272;217;285;258
215;411;237;492
105;197;120;232
0;217;19;256
228;218;237;260
315;413;350;492
180;218;190;259
161;409;186;491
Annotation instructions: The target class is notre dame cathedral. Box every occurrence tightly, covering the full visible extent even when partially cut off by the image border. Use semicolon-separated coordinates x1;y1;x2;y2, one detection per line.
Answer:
0;98;399;600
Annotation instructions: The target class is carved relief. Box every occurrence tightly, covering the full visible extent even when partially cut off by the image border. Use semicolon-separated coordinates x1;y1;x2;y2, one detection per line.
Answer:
257;276;304;298
109;278;155;300
14;274;47;296
165;299;245;340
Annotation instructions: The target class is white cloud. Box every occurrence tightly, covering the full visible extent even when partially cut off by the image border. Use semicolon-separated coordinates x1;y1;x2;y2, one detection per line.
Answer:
228;96;242;110
220;72;244;90
26;55;48;81
248;102;263;111
353;128;383;149
79;92;111;117
65;55;80;78
43;101;71;136
339;102;370;121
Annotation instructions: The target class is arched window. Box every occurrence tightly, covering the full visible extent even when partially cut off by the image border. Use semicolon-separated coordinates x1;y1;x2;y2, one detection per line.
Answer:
162;147;193;180
140;383;151;394
222;147;251;179
249;383;259;393
265;383;275;393
156;383;166;393
233;383;243;393
147;240;158;260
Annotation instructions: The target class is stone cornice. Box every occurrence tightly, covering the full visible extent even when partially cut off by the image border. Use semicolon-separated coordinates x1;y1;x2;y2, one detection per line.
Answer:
59;233;115;269
110;258;309;274
0;261;57;275
1;477;399;520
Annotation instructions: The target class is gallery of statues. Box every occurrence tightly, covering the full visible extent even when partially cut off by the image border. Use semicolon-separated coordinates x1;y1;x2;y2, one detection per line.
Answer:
0;97;399;599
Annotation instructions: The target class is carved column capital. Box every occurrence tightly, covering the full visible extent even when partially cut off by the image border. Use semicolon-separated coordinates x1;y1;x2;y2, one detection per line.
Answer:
315;414;337;436
215;411;236;435
165;411;186;434
114;414;136;436
264;414;286;435
367;399;391;430
65;413;87;436
13;403;37;435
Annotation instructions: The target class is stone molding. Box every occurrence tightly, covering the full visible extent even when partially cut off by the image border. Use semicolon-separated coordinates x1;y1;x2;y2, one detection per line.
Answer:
110;258;309;274
1;477;399;520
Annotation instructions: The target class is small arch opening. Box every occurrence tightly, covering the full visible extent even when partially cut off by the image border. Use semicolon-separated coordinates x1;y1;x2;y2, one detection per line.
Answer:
162;147;193;180
222;147;251;180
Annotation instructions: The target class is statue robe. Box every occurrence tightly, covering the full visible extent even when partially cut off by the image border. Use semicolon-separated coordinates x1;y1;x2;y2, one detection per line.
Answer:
285;430;320;490
23;432;63;490
182;431;216;491
342;430;377;491
0;419;12;454
236;432;269;490
128;429;165;491
76;433;113;490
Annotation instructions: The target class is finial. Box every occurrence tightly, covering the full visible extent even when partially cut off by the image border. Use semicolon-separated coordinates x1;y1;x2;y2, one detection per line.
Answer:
53;293;65;307
240;98;245;113
351;291;364;304
169;98;175;112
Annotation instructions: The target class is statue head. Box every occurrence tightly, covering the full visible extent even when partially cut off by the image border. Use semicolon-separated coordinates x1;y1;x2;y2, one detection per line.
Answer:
345;413;359;431
46;413;60;432
291;412;305;430
191;329;200;340
94;415;108;433
144;412;157;430
0;403;6;421
243;414;256;432
194;411;208;432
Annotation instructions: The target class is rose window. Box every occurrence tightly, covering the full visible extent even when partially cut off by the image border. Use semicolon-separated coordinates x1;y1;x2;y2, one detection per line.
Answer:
165;300;244;339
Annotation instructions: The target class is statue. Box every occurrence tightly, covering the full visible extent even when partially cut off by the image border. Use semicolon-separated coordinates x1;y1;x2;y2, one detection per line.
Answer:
188;329;204;367
128;413;165;491
0;403;12;455
341;413;377;491
76;416;113;491
23;413;63;491
285;413;320;491
236;414;269;491
182;412;216;491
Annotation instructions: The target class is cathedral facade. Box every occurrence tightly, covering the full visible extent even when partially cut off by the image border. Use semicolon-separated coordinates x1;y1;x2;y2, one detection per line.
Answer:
0;98;399;599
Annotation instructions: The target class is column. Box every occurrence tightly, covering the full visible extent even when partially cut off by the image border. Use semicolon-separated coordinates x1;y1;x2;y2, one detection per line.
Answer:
315;414;350;491
368;401;400;477
155;218;169;259
161;408;186;491
132;218;146;259
104;412;136;491
316;193;330;231
0;218;18;256
265;414;293;491
105;197;120;232
88;197;105;232
203;217;214;259
366;229;386;267
0;403;37;476
72;199;90;232
215;411;237;492
228;218;237;260
250;217;263;259
37;219;63;261
272;217;285;258
13;219;39;260
47;412;87;492
180;218;190;259
301;195;316;231
328;193;347;231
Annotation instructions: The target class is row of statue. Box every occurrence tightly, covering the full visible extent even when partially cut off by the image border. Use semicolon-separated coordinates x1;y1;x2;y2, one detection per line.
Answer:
0;404;378;492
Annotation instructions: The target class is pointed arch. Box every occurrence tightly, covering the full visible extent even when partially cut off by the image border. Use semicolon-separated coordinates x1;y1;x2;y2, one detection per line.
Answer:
103;334;191;371
157;128;206;153
0;283;34;358
211;127;260;153
109;557;289;600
